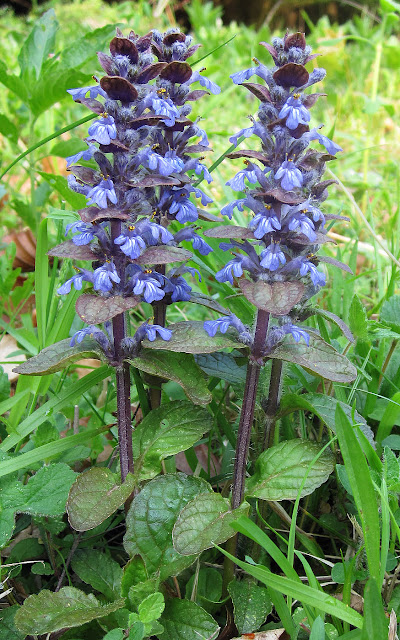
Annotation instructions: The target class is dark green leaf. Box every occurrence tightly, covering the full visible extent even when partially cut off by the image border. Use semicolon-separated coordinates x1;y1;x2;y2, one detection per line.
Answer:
14;587;125;635
124;473;212;580
158;600;219;640
132;402;213;481
195;352;246;386
381;295;400;333
173;492;249;555
185;568;222;613
71;550;122;601
228;580;272;634
129;350;211;406
67;469;136;531
279;393;375;446
0;605;25;640
143;321;242;354
269;333;357;382
246;440;334;500
13;337;103;376
349;295;369;342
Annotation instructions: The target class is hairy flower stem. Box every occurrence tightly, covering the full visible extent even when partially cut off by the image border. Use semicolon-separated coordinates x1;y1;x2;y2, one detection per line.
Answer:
111;220;133;482
232;309;270;510
262;359;283;450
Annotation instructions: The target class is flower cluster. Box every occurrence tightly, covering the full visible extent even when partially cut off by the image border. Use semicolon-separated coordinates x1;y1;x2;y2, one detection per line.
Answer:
204;32;348;353
55;28;218;353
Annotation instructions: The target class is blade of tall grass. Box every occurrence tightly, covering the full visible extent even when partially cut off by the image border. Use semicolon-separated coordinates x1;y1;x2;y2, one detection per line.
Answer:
360;579;388;640
334;405;381;584
35;218;49;351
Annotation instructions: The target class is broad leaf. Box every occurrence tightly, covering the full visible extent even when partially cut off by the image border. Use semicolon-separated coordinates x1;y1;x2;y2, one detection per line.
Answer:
18;9;58;82
239;279;305;316
313;308;354;342
48;239;96;260
143;321;242;354
0;61;29;102
132;402;213;481
14;587;125;635
158;599;219;640
246;439;334;500
67;468;136;531
13;337;103;376
380;295;400;333
228;580;272;634
129;350;211;406
0;605;25;640
349;295;369;341
204;225;253;239
269;333;357;382
76;294;141;323
135;246;192;264
121;556;148;598
185;568;222;613
279;393;375;446
0;114;18;143
138;592;165;624
0;463;76;547
195;352;246;386
124;474;212;580
71;550;122;601
173;492;249;555
38;171;87;209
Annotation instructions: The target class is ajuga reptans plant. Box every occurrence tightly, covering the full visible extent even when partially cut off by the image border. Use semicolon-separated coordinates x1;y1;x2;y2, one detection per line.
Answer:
203;31;355;509
17;27;219;481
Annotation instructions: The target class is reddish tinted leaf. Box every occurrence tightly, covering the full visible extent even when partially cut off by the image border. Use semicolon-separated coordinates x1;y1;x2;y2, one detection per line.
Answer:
79;207;130;223
136;62;167;83
284;32;306;50
273;63;309;88
241;82;272;102
160;61;192;83
135;246;192;265
239;280;305;315
109;37;138;63
100;76;138;102
204;225;253;239
48;240;96;261
76;294;141;323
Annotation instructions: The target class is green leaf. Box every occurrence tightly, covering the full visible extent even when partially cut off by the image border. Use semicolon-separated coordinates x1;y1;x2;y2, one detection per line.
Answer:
185;568;222;613
172;492;249;555
143;321;243;354
14;587;125;635
103;630;124;640
0;61;29;102
121;556;148;598
228;579;272;634
0;463;76;547
129;349;211;406
0;605;25;640
361;579;389;640
269;333;357;382
380;295;400;333
37;171;87;209
67;468;136;531
335;406;381;583
195;352;246;386
124;473;212;580
132;402;213;481
158;599;219;640
279;393;375;446
348;295;369;342
246;440;334;501
218;547;363;629
0;114;18;143
310;616;326;640
18;9;58;81
0;366;110;452
13;337;103;376
138;593;165;624
71;550;122;601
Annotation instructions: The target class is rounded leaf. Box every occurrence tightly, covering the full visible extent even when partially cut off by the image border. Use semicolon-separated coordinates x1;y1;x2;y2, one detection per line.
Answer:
239;280;305;316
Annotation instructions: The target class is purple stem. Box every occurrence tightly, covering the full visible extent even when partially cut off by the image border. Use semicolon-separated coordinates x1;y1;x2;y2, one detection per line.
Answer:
231;309;270;509
111;220;133;482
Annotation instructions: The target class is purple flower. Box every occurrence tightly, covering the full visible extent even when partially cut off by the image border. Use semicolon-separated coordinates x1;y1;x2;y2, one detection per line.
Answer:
66;222;96;246
189;70;221;95
140;220;174;245
282;324;310;345
150;94;180;126
87;178;118;209
114;226;146;259
249;211;281;238
195;162;213;184
132;271;165;303
229;125;255;148
93;262;121;292
274;159;303;191
300;260;326;287
260;243;286;271
221;199;245;219
67;175;91;196
279;95;310;130
174;228;212;255
310;129;343;155
215;258;244;284
146;149;184;176
69;325;110;348
204;316;235;337
169;197;198;223
87;115;117;146
164;275;192;302
57;270;91;295
66;144;96;168
230;67;258;84
142;323;172;342
67;85;107;101
288;214;316;241
227;167;258;191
